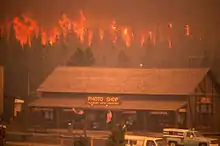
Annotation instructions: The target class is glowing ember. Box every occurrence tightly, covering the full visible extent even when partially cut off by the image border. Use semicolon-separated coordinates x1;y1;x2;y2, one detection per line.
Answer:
122;27;131;47
88;29;93;46
99;28;104;40
140;34;145;48
185;24;190;37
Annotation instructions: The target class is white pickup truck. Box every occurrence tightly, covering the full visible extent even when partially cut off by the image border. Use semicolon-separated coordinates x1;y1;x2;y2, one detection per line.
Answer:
163;128;219;146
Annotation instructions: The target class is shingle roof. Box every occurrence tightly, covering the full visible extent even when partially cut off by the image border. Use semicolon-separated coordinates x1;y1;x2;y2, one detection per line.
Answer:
37;67;209;95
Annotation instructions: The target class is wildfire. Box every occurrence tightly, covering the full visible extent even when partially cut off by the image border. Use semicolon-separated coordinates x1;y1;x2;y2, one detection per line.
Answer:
99;28;104;40
88;29;93;46
12;15;39;46
122;28;131;47
185;24;190;37
140;34;145;48
0;10;201;48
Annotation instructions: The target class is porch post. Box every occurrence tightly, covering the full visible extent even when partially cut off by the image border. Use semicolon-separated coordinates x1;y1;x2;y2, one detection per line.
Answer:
186;96;192;129
175;110;179;128
55;108;60;129
144;111;148;132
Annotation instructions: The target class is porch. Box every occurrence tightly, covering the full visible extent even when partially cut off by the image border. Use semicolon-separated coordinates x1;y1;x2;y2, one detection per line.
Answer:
28;97;186;132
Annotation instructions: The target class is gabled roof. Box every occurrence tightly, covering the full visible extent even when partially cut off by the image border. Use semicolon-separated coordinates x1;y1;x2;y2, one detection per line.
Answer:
37;67;209;95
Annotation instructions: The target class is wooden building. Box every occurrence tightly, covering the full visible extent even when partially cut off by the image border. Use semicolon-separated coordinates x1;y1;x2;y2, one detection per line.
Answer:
0;67;3;115
28;67;220;132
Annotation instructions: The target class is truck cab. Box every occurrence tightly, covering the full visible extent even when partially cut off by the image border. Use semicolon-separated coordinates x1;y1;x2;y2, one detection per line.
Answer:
163;128;219;146
125;134;167;146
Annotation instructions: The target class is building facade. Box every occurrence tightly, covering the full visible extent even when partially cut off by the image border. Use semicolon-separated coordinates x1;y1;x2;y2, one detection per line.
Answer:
0;67;3;115
28;67;220;132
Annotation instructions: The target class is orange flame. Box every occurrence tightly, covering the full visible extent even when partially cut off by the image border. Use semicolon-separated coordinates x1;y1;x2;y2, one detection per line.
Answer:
185;24;190;37
140;34;145;48
88;29;93;46
99;28;104;40
122;27;131;47
110;21;117;45
12;15;39;47
0;10;201;49
168;40;172;48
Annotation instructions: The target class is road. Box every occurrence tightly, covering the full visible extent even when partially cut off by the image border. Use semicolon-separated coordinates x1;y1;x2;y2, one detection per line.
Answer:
6;141;63;146
6;129;220;146
7;130;110;146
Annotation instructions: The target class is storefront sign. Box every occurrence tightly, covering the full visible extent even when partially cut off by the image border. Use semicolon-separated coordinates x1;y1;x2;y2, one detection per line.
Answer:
199;97;211;103
179;108;186;112
87;96;120;105
150;111;168;115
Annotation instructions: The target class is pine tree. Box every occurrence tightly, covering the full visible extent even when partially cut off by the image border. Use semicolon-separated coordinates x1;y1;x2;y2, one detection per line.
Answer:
67;47;85;66
117;49;129;68
84;47;95;66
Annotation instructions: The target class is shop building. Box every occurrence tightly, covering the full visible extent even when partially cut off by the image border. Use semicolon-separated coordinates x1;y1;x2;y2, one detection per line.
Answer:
28;67;220;132
0;67;3;115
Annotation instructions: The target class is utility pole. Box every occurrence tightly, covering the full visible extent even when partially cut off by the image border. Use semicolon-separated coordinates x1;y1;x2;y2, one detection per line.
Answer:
27;71;30;97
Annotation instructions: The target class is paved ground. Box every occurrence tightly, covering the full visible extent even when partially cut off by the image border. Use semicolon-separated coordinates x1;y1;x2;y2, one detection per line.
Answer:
6;141;63;146
6;139;107;146
6;129;220;146
7;130;110;146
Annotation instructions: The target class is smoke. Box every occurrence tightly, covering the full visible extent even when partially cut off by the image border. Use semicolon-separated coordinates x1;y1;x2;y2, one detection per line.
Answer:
1;0;220;29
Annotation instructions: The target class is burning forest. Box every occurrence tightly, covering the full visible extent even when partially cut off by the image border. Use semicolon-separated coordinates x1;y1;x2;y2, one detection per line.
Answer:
0;9;206;49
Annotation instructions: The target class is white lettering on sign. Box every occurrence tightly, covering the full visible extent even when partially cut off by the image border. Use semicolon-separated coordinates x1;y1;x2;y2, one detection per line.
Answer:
88;96;104;102
87;96;120;105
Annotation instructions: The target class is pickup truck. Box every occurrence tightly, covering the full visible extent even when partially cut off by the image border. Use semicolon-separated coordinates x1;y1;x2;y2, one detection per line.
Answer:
163;128;219;146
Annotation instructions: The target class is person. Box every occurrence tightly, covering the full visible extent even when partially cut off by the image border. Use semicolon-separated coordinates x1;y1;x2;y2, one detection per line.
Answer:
0;125;6;145
106;110;112;129
0;114;4;124
67;120;73;134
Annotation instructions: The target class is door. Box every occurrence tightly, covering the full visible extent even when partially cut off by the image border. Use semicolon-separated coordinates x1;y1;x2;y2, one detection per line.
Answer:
184;132;196;146
125;140;138;146
146;140;156;146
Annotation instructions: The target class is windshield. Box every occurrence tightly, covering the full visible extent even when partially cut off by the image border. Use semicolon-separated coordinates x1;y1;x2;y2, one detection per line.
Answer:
155;139;167;146
194;132;204;137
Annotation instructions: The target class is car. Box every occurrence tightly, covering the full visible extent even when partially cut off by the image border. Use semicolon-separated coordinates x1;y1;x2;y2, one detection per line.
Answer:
163;128;219;146
125;134;167;146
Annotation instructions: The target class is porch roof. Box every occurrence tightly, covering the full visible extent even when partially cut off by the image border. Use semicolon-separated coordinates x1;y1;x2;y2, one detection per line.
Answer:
28;97;186;111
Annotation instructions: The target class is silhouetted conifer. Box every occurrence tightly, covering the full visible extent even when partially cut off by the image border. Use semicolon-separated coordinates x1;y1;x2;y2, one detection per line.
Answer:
117;49;129;68
84;47;95;66
67;47;86;66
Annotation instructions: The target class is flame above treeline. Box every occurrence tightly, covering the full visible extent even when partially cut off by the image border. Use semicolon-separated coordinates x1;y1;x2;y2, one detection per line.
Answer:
0;10;193;48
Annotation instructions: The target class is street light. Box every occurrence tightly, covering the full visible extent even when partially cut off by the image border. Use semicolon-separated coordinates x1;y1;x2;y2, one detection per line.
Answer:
140;63;143;68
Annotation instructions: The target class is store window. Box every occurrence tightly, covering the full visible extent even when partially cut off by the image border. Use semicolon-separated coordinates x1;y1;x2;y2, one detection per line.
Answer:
197;103;212;128
88;110;106;130
197;104;212;114
44;110;54;120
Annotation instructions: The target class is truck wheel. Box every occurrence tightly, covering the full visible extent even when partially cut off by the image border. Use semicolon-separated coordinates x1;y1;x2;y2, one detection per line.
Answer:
169;142;177;146
199;143;207;146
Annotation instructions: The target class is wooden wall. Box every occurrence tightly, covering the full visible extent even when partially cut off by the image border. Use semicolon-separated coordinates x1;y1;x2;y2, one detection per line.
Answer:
0;67;3;114
193;71;220;131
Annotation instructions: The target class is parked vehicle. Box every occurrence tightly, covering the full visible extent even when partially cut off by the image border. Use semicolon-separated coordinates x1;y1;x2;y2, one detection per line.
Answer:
163;128;219;146
125;134;167;146
0;125;6;146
